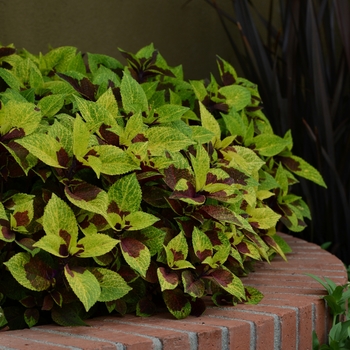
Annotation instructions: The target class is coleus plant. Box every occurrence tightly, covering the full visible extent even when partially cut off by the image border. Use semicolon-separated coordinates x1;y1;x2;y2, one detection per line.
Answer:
0;43;326;329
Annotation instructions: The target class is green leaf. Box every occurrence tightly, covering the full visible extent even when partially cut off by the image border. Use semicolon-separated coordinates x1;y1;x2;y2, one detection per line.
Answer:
51;304;88;327
16;133;64;168
64;265;100;312
222;110;247;139
165;232;188;266
0;306;8;328
162;289;191;319
108;173;141;213
24;308;40;328
281;156;327;188
33;234;68;258
77;233;119;258
120;71;148;114
218;85;251;111
120;237;151;277
4;252;51;292
190;126;215;144
92;268;132;302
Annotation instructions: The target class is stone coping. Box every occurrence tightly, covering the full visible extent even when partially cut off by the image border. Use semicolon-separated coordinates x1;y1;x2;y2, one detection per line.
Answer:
1;233;347;350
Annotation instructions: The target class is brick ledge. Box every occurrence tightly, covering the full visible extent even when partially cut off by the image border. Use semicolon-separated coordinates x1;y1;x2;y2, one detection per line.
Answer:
1;233;347;350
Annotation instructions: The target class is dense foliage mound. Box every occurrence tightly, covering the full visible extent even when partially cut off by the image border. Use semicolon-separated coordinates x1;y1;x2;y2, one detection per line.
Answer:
0;44;325;329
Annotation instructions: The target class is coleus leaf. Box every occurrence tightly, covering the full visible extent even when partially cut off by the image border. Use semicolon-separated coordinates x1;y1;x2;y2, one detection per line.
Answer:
199;101;221;145
253;134;291;157
84;145;139;177
0;67;22;90
262;234;289;261
120;237;151;277
157;267;179;291
181;270;205;298
4;252;52;292
64;265;101;312
76;233;119;258
146;126;194;156
16;133;65;168
192;227;213;262
202;244;231;268
190;144;210;192
222;109;247;139
108;173;141;213
216;55;238;86
90;268;132;302
244;286;264;305
136;298;157;317
37;94;66;118
162;289;191;320
279;155;327;188
73;114;90;158
120;71;148;114
218;85;251;111
64;180;111;224
51;304;87;327
10;198;34;233
24;308;40;328
124;211;160;231
246;206;281;230
0;203;14;242
154;104;189;123
37;194;78;256
205;267;245;301
0;100;41;136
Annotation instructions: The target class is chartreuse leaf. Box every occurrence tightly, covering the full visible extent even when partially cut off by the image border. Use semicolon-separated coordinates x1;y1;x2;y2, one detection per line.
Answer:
192;227;213;262
154;104;189;123
91;268;132;302
76;233;119;258
218;85;251;111
207;266;245;301
37;94;66;118
85;145;139;177
253;134;291;157
246;207;281;229
164;232;194;270
120;238;151;277
124;212;159;231
157;267;179;291
190;126;215;144
39;194;78;252
16;133;64;168
96;88;119;117
0;203;13;242
0;67;22;90
24;309;40;328
108;173;141;213
190;144;210;191
138;227;166;256
146;126;194;156
0;100;42;136
163;289;191;319
4;252;52;292
64;181;110;222
281;155;327;188
10;197;34;233
120;71;148;114
64;265;100;312
202;244;231;268
245;286;264;305
222;110;247;139
199;101;221;145
262;235;289;261
0;306;8;328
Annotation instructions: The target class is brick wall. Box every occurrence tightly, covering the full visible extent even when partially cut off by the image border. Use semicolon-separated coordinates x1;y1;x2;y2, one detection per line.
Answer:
1;233;347;350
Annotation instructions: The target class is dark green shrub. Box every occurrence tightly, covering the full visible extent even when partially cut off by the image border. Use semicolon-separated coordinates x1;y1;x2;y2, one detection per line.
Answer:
0;43;325;329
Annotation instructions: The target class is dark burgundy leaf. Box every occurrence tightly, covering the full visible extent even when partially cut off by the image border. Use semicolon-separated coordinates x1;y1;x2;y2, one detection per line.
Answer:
136;297;156;317
207;268;233;288
13;210;30;227
190;298;206;317
158;267;179;285
65;181;102;201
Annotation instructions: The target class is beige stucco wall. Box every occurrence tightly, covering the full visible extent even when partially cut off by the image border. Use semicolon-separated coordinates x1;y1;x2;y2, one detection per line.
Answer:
0;0;243;80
